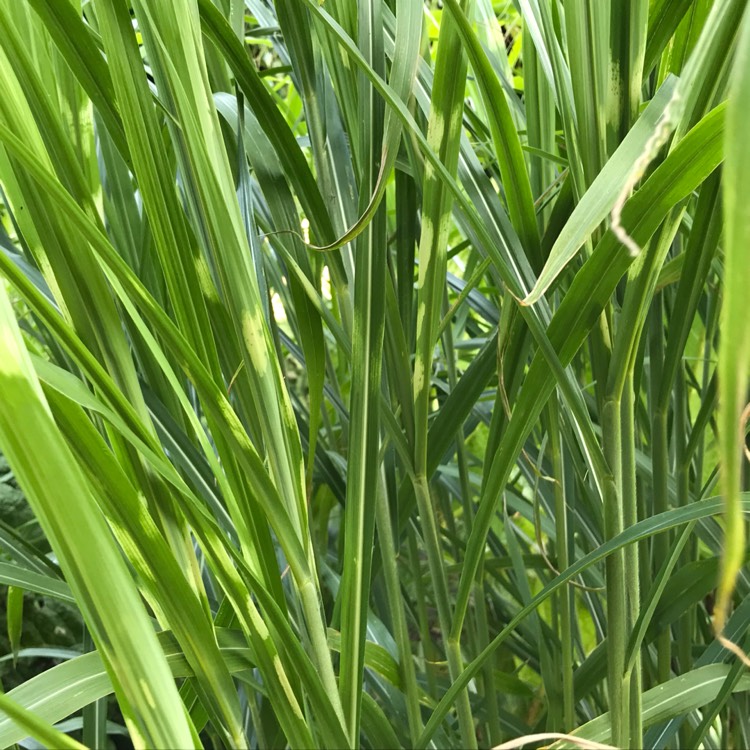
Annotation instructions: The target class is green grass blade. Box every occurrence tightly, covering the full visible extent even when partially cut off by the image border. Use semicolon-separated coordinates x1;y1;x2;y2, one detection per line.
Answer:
563;665;750;746
715;5;750;633
0;692;86;750
0;563;73;604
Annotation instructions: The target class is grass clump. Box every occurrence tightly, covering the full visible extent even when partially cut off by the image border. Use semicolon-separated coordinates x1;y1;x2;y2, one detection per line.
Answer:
0;1;748;748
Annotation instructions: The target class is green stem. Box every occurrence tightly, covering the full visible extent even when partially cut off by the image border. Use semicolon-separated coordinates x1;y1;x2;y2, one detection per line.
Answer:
548;403;575;730
299;579;346;728
622;372;642;746
602;397;629;749
472;572;501;745
409;529;438;697
414;475;476;749
674;368;692;749
652;409;673;683
374;471;423;744
650;304;672;686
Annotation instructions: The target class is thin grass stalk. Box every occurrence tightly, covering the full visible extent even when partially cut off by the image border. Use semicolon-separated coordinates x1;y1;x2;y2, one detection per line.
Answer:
621;371;642;746
548;402;575;730
609;212;693;744
606;45;649;713
649;302;672;685
608;0;648;147
81;630;107;750
408;527;438;697
674;367;692;749
466;510;500;745
395;168;417;356
374;470;423;744
565;0;609;190
610;201;702;744
471;564;500;745
522;0;586;193
524;36;556;232
690;291;718;635
601;396;629;748
691;280;719;493
413;476;476;747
